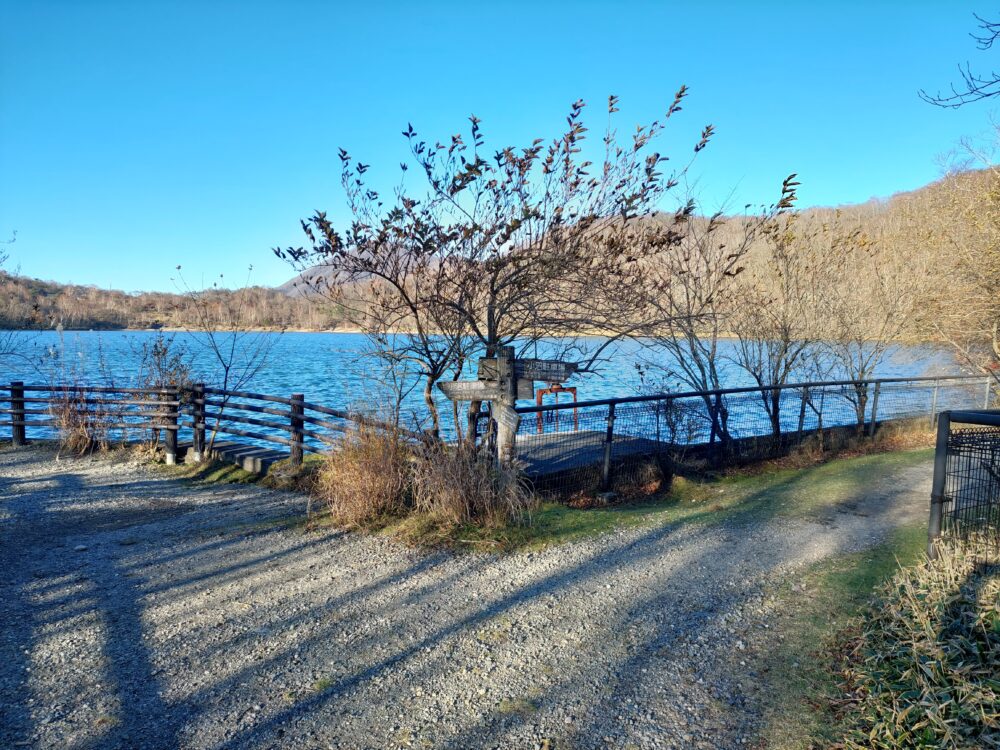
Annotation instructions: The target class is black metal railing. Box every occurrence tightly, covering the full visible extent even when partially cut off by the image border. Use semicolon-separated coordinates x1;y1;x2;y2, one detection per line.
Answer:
506;374;993;495
928;409;1000;561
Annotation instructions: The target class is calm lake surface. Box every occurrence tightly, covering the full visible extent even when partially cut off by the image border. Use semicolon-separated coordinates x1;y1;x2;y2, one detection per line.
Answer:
0;330;963;429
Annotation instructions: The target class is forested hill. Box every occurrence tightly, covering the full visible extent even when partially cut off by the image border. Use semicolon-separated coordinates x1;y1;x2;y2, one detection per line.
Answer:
0;274;348;331
0;167;993;332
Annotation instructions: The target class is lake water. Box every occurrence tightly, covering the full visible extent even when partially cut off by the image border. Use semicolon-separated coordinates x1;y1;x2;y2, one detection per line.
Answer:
0;329;963;432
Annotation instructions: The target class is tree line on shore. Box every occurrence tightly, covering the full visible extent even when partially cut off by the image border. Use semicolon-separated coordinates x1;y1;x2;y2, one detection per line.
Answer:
0;273;347;332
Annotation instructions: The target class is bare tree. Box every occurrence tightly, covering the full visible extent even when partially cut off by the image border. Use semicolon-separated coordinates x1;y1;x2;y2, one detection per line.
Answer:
729;205;827;436
918;134;1000;395
277;91;709;435
174;267;281;450
348;331;427;431
813;214;923;428
278;181;473;438
921;13;1000;107
636;177;799;446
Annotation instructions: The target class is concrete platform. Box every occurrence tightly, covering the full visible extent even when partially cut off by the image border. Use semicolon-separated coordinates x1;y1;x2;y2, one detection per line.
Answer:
179;440;289;474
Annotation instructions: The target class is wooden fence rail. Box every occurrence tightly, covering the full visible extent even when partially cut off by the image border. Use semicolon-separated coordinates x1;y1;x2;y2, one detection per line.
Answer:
0;382;410;466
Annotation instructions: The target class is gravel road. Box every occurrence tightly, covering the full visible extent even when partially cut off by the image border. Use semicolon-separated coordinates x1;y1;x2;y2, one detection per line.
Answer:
0;444;930;750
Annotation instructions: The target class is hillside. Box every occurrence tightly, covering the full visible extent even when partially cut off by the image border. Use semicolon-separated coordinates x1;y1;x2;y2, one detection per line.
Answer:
0;168;993;333
0;274;348;331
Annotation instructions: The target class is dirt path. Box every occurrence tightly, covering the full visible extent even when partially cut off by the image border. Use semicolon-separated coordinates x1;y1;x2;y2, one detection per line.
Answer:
0;445;931;750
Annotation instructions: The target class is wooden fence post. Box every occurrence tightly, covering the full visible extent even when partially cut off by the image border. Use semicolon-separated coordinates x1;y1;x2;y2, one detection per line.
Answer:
927;410;951;561
192;383;206;462
11;381;26;446
868;382;881;438
930;382;939;428
601;401;617;490
290;393;304;466
164;389;178;465
494;347;518;464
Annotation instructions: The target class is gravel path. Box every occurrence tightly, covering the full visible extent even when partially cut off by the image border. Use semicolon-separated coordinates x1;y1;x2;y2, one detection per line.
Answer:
0;444;930;750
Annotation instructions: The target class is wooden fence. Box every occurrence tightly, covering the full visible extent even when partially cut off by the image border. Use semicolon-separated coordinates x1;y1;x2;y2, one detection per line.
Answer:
0;381;421;466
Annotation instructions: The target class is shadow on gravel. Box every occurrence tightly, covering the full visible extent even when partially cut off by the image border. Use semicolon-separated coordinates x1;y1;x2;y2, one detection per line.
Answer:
0;462;187;748
234;459;920;749
0;447;930;750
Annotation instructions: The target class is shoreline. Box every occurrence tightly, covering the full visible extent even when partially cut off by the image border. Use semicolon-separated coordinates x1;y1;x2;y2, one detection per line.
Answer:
0;327;947;346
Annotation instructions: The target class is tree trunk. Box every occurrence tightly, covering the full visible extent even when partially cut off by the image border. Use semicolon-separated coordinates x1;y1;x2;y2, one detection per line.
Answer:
767;388;782;437
423;377;440;439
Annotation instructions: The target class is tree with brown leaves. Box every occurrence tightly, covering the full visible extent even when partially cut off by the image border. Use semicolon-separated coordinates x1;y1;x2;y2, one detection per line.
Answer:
276;91;711;436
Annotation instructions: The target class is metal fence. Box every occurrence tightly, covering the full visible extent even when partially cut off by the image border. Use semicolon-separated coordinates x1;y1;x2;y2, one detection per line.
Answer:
928;409;1000;561
507;374;993;496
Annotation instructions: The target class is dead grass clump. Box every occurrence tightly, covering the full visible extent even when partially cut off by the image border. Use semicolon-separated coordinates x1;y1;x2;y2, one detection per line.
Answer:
51;390;120;456
835;540;1000;748
412;445;536;528
611;459;670;498
316;426;412;526
129;440;165;463
263;454;323;493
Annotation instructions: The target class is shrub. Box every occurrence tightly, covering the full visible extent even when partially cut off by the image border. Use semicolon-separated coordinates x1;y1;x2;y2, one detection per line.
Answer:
50;388;121;456
836;541;1000;749
316;426;412;526
411;444;535;528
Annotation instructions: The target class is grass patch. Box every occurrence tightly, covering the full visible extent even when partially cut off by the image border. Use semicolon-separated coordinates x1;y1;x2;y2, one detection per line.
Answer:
497;697;539;717
384;448;933;552
157;457;261;485
145;442;934;558
155;452;323;491
756;523;928;749
311;677;334;693
261;453;323;492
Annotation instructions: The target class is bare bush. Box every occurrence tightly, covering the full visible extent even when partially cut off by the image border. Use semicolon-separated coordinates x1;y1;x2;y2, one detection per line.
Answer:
132;332;193;451
50;388;120;456
316;425;413;526
173;267;281;451
411;445;535;528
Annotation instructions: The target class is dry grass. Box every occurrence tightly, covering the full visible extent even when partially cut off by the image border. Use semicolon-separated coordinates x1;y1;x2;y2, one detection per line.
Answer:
315;426;413;526
412;444;536;528
314;431;535;539
723;420;937;479
833;540;1000;749
50;390;120;456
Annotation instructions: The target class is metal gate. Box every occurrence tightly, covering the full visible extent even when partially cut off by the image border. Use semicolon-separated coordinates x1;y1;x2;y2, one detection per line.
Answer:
928;410;1000;561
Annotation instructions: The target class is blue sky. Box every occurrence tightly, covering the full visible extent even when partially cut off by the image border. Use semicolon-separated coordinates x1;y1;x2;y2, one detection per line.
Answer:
0;0;996;292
